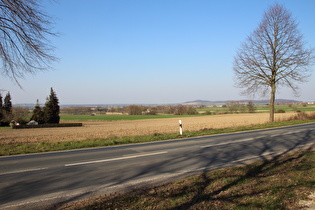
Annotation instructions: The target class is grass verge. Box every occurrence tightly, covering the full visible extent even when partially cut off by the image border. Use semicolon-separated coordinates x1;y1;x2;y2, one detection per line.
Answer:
59;148;315;209
1;119;314;156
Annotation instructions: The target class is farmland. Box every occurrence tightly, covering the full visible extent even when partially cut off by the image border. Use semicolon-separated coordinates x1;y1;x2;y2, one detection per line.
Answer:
0;112;305;145
197;104;315;114
59;114;198;121
58;104;315;121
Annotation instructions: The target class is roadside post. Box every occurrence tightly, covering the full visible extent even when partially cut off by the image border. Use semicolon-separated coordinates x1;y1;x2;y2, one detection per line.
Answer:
179;120;183;135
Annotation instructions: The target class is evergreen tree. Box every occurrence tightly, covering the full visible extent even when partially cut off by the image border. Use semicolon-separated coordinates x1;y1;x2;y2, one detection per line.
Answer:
0;93;3;121
31;100;45;124
3;92;12;115
43;88;60;123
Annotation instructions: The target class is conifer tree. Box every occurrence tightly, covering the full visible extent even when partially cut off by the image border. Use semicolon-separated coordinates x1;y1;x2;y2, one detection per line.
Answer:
0;93;3;121
3;92;12;115
43;88;60;123
31;99;45;124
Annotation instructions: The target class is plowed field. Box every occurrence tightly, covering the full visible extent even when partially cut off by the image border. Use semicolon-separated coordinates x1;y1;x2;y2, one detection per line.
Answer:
0;113;296;145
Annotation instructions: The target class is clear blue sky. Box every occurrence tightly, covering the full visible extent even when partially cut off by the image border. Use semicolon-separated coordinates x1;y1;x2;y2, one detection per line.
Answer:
1;0;315;105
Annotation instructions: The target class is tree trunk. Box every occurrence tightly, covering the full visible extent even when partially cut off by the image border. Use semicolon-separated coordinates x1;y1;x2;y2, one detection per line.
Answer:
269;83;276;122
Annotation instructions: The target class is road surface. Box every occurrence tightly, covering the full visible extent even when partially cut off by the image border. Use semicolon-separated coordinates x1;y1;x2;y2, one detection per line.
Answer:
0;123;314;209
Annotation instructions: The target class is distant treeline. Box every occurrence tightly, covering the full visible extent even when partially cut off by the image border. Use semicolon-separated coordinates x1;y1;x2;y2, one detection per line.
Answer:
60;102;261;116
61;105;198;115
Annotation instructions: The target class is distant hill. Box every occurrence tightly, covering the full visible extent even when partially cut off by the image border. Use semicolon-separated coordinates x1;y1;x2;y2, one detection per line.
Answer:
182;99;302;106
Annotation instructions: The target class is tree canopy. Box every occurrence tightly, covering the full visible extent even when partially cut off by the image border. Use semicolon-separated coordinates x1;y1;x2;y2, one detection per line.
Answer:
233;3;314;122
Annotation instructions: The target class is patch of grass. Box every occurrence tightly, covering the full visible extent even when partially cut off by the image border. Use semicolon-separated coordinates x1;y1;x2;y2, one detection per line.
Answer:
60;149;315;209
0;126;11;130
197;104;315;114
1;119;314;156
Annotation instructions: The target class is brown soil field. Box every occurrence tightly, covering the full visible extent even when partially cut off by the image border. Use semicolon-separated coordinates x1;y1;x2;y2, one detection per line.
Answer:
0;113;297;145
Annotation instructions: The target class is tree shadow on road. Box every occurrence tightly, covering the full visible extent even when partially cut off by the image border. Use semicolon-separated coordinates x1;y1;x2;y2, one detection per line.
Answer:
1;129;314;209
80;129;315;209
175;142;315;209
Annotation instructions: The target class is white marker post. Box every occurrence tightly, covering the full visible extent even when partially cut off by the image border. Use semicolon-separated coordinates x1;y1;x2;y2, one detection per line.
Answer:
179;120;183;135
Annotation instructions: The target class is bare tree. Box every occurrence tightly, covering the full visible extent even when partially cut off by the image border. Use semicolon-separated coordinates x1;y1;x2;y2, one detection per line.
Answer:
0;0;56;86
233;3;314;122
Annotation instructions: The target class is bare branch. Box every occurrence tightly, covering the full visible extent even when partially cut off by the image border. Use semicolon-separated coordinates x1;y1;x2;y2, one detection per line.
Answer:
233;3;314;121
0;0;57;86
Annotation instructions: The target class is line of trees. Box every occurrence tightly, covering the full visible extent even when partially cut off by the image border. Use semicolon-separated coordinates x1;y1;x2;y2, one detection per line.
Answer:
125;105;198;115
61;105;198;116
225;101;256;114
30;88;60;124
121;105;197;115
60;103;259;116
0;88;60;126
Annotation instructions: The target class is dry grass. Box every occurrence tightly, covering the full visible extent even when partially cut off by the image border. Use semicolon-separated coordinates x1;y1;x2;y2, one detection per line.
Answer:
0;113;299;146
285;111;315;121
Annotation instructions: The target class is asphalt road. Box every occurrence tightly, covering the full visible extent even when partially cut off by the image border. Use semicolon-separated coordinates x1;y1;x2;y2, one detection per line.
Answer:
1;123;314;209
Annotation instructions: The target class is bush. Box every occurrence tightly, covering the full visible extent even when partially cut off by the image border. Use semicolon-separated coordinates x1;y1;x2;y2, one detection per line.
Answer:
247;102;256;113
173;106;198;115
12;123;83;129
276;109;286;113
0;122;9;127
286;112;315;121
203;111;212;115
126;105;143;115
